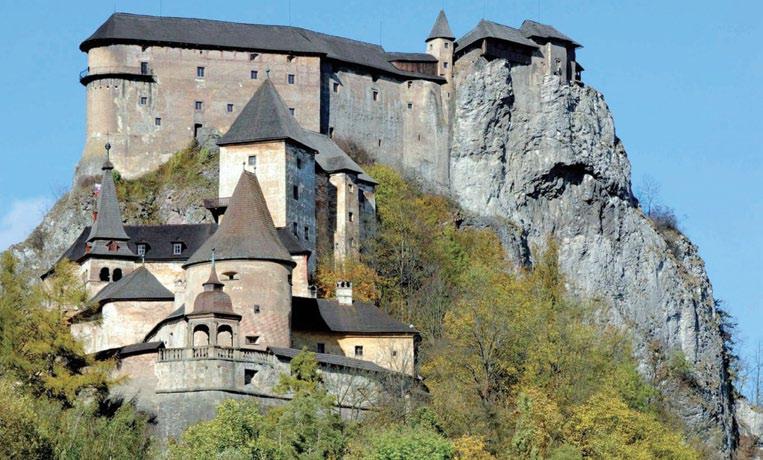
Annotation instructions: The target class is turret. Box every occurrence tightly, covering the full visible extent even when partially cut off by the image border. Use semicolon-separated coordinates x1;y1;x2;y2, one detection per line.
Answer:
425;10;455;84
81;143;135;294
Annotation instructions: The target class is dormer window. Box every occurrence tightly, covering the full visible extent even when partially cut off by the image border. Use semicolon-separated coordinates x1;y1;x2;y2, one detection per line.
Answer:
172;243;183;255
136;244;147;257
106;241;119;252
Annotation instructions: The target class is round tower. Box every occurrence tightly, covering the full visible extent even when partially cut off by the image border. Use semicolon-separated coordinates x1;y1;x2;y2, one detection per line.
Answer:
425;10;455;84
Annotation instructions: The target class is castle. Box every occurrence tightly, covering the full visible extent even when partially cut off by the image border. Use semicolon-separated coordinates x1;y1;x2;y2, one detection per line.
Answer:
53;10;581;438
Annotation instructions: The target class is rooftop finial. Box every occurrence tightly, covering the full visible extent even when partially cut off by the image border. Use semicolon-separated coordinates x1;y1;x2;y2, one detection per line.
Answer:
265;68;271;79
102;142;114;170
203;248;223;290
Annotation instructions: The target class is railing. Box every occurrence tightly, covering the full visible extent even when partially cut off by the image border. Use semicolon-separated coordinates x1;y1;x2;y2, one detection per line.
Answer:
79;65;154;84
158;346;271;363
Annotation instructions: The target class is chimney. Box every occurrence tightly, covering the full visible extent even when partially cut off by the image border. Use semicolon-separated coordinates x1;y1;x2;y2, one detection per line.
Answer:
336;280;353;305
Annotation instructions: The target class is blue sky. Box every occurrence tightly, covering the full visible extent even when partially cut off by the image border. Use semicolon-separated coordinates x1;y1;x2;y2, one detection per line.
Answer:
0;0;760;385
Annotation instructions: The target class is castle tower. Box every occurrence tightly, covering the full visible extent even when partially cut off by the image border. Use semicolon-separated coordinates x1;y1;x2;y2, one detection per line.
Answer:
186;253;242;350
184;170;295;349
81;144;135;294
425;10;455;84
217;79;317;258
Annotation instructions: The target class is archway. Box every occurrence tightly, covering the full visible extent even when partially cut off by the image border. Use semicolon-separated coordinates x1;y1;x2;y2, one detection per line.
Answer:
217;325;233;348
192;325;210;347
99;267;110;281
112;268;123;281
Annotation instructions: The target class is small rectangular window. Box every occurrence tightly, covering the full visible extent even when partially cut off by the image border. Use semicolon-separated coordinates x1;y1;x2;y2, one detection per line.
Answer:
407;102;413;109
443;62;449;69
391;349;398;357
317;343;325;353
249;52;259;61
196;66;205;78
244;369;256;385
172;243;182;255
407;81;412;89
333;82;339;92
288;107;295;116
250;70;258;79
195;101;203;111
444;42;449;49
137;244;146;256
372;90;379;101
140;61;149;75
354;345;363;357
293;185;299;200
378;139;382;147
248;155;257;168
253;305;261;314
287;74;295;84
139;96;148;105
296;157;303;169
348;212;354;222
328;127;334;138
155;117;162;126
292;222;298;236
227;103;234;113
304;226;309;241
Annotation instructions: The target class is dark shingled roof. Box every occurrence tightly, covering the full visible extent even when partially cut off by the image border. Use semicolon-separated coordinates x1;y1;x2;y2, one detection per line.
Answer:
303;131;377;184
186;171;294;266
87;158;134;258
276;228;310;255
456;19;538;53
218;79;316;149
269;346;390;373
385;52;438;63
81;13;444;82
292;296;416;334
91;266;174;305
520;20;581;47
427;10;455;41
119;341;164;357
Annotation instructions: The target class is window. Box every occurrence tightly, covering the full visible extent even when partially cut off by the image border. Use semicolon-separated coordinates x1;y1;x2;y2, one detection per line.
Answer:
328;127;334;138
136;244;146;256
196;66;205;78
296;157;302;169
354;346;363;357
287;55;296;62
244;369;257;385
443;62;449;69
139;96;147;105
248;155;257;169
378;139;382;147
288;107;295;116
223;271;239;280
348;212;354;222
333;82;339;92
287;74;295;84
246;336;260;345
292;222;298;236
428;43;433;50
407;81;412;89
304;226;309;241
195;101;203;111
250;69;258;79
407;102;413;109
372;90;379;101
112;268;123;281
391;349;398;357
227;103;234;113
194;123;203;138
155;117;162;126
444;42;449;49
317;343;325;353
253;305;261;314
249;52;259;61
348;183;353;192
140;61;149;75
99;267;110;282
172;243;182;255
293;185;299;200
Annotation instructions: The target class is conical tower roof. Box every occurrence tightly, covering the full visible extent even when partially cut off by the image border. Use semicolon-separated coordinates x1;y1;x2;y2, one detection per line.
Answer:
427;10;454;41
217;79;314;151
185;170;294;266
86;144;134;258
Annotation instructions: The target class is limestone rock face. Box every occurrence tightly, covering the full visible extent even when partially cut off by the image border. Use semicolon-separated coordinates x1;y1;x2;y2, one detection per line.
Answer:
451;53;735;454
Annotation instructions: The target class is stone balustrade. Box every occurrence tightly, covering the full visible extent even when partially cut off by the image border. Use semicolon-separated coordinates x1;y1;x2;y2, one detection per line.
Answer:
158;346;271;363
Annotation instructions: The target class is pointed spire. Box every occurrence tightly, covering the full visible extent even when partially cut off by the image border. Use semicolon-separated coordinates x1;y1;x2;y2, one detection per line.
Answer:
192;247;236;316
203;248;224;290
185;171;294;266
86;143;134;258
217;79;314;151
427;10;455;41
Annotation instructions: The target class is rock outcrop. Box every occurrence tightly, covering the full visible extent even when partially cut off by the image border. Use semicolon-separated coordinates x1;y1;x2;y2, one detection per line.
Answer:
450;51;735;454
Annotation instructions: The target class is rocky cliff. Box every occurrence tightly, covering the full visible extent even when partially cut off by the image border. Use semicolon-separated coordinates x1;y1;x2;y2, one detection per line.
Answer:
10;52;741;455
450;51;735;454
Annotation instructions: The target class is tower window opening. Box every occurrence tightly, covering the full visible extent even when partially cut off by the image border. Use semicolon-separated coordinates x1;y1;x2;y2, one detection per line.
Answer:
99;267;110;282
372;90;379;101
112;268;123;282
155;117;162;126
328;127;334;138
287;74;295;84
248;155;257;167
444;42;449;49
139;96;147;105
195;100;203;111
140;61;149;75
250;70;259;79
293;185;299;200
348;212;354;222
289;107;295;116
253;305;260;314
407;102;413;109
317;343;325;353
378;139;382;147
245;335;260;345
333;82;339;92
443;62;449;69
244;369;257;385
407;81;412;89
249;52;259;61
292;222;298;236
196;66;205;78
296;157;303;169
227;103;234;113
304;226;309;241
354;345;363;357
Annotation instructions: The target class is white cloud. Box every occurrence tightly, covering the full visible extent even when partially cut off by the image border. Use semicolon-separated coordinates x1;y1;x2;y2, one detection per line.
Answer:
0;196;52;251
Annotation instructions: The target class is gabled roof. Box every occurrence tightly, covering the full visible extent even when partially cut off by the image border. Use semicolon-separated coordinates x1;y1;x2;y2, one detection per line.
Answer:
269;346;390;374
520;20;581;47
292;296;416;334
303;130;377;184
427;10;455;41
218;79;316;149
456;19;538;53
185;171;294;266
91;266;174;305
385;52;438;63
80;13;445;82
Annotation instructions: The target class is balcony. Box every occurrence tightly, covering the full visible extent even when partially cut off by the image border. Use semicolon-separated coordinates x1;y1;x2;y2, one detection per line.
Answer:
79;65;155;86
158;346;271;363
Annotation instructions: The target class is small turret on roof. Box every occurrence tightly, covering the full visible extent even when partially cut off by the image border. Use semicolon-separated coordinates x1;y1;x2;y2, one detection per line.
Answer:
191;250;238;316
86;144;135;258
427;10;455;41
186;171;294;266
217;79;315;151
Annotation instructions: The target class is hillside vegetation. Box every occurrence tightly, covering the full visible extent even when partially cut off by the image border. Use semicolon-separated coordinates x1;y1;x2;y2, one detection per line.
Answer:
0;161;705;458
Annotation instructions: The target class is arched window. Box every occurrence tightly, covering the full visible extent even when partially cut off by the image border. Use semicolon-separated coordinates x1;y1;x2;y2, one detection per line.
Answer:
217;325;233;348
193;325;209;347
112;268;123;281
99;267;110;281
